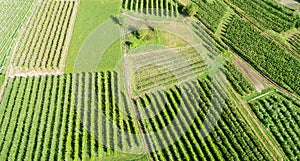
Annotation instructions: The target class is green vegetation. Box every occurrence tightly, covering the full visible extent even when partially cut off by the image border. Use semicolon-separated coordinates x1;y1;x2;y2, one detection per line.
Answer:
226;0;299;32
131;47;207;96
222;61;255;96
13;0;77;71
65;0;122;72
125;28;164;49
122;0;179;17
182;3;198;17
134;77;273;160
1;0;300;160
0;0;36;73
222;15;300;96
191;0;228;32
0;72;144;160
287;33;300;55
249;91;300;159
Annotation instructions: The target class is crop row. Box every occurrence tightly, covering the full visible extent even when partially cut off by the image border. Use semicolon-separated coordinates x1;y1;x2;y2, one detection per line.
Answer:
131;47;207;95
227;0;299;32
221;61;255;96
222;15;300;96
249;92;300;160
287;33;300;56
192;0;228;32
13;0;77;71
122;0;179;17
0;72;141;160
133;76;273;160
0;0;36;73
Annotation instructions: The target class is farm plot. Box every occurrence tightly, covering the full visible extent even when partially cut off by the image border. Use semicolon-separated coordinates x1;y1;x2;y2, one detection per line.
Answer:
0;0;37;73
222;15;300;96
133;76;274;160
122;0;179;17
226;0;299;32
127;46;208;96
121;14;226;97
12;0;78;74
191;0;228;32
0;72;143;160
249;92;300;160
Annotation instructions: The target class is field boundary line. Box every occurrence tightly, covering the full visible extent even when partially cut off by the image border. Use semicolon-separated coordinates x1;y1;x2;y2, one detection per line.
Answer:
124;58;152;161
224;40;300;102
215;73;284;161
247;91;274;103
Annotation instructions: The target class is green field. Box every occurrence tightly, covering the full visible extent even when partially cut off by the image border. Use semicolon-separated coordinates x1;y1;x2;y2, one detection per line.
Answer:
65;0;122;72
0;0;300;160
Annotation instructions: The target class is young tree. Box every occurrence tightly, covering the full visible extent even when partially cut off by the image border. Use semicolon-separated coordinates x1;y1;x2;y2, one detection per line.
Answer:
183;3;198;17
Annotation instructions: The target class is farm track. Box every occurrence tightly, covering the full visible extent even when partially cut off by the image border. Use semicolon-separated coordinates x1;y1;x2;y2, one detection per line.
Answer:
224;41;300;102
8;69;64;78
234;56;269;93
215;73;284;161
121;61;152;160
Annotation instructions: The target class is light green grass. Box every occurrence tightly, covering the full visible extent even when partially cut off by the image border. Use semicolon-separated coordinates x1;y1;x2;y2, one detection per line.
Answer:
65;0;122;73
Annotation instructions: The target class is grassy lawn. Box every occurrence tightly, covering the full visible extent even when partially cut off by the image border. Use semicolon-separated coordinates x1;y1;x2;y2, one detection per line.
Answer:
125;28;189;50
65;0;122;73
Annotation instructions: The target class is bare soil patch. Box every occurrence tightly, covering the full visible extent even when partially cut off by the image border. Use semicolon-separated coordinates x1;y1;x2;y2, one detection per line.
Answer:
234;56;269;93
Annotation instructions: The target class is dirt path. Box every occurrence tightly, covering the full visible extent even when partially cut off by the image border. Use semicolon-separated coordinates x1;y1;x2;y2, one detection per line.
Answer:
247;90;274;103
215;73;284;161
217;9;300;101
9;69;64;78
234;56;269;93
275;0;300;11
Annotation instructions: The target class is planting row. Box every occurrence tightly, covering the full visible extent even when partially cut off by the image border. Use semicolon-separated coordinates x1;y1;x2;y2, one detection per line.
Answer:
0;72;141;160
13;0;77;71
222;15;300;96
0;0;36;73
192;0;228;32
287;33;300;56
133;76;273;160
227;0;299;32
249;92;300;160
122;0;179;17
131;47;207;96
222;61;255;96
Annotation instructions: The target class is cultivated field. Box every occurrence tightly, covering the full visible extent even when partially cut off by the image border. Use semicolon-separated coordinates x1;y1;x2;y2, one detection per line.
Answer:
11;0;78;74
0;0;299;160
0;0;37;73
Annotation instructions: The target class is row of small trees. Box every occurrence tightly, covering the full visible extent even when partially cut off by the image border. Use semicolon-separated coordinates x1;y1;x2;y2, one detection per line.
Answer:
122;0;179;17
227;0;299;32
134;76;272;160
13;0;75;70
222;15;300;96
222;61;255;96
0;72;144;160
249;93;300;160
